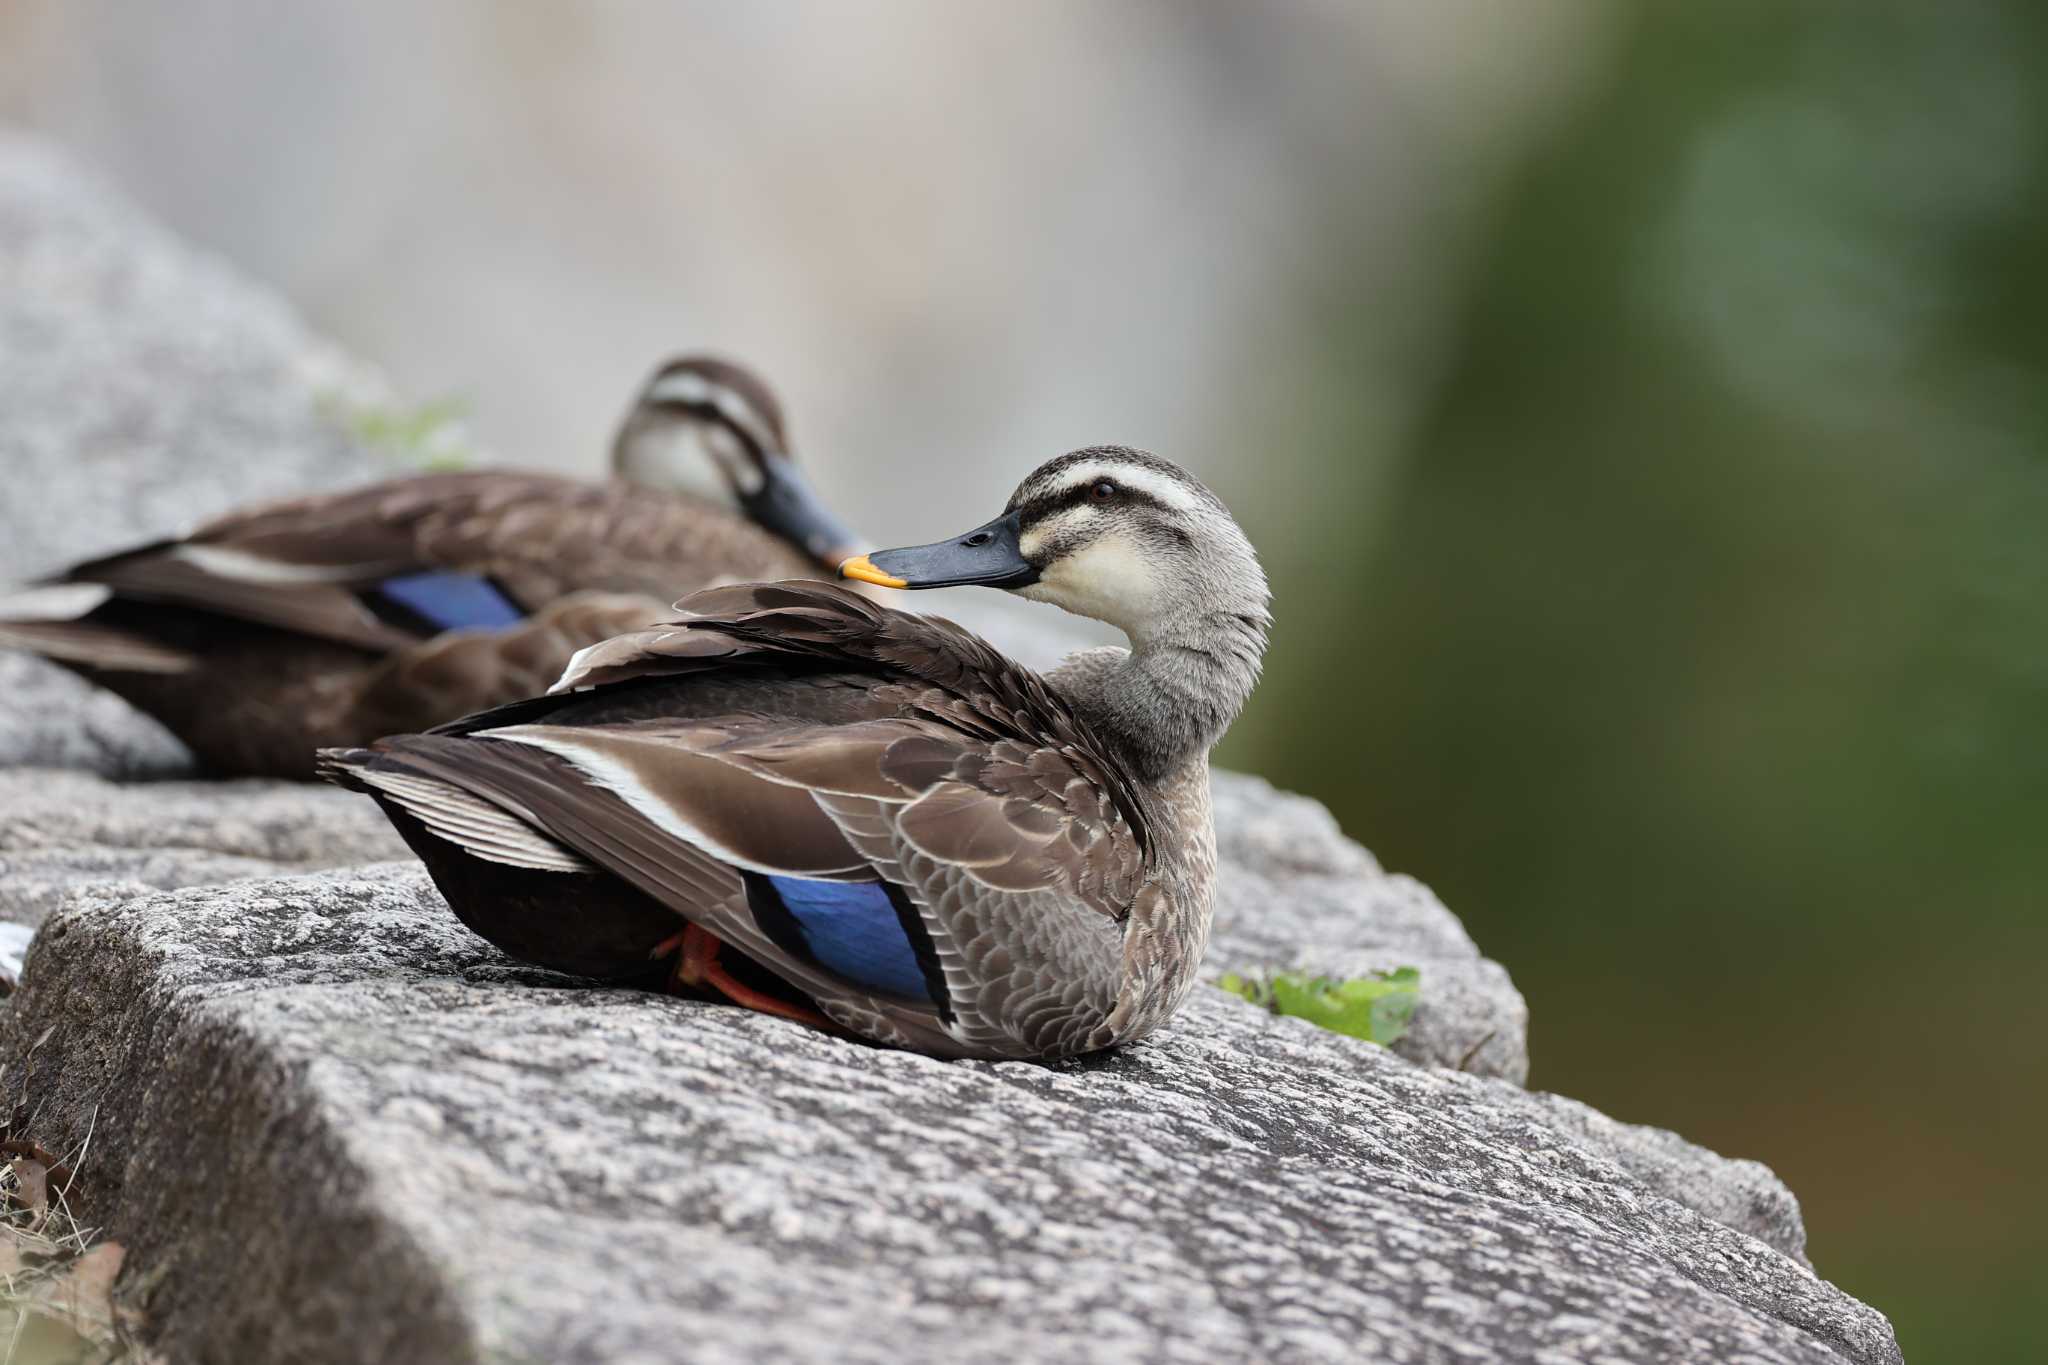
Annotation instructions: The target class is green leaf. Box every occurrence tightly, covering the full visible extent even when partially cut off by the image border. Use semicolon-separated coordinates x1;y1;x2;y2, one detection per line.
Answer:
1216;972;1272;1010
1214;966;1421;1046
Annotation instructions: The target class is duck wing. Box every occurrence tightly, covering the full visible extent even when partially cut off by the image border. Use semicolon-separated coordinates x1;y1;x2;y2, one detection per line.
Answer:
30;472;811;653
31;473;559;651
344;590;676;741
326;581;1151;1058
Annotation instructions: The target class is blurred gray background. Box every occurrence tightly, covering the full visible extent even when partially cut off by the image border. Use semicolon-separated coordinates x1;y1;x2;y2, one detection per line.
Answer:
6;4;2043;1360
0;1;1595;565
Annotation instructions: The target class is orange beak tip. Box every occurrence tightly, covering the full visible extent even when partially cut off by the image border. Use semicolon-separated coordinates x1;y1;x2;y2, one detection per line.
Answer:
838;554;908;590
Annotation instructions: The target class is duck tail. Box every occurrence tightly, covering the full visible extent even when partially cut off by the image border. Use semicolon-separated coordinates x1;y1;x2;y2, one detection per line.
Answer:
313;745;382;793
317;740;594;874
0;585;195;673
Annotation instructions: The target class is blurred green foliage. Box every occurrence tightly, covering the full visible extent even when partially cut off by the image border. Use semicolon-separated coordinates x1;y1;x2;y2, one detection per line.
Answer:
1218;966;1420;1047
332;393;477;472
1224;3;2048;1360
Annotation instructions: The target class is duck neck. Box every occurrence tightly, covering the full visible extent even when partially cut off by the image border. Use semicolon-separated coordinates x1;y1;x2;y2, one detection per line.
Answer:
1054;610;1267;784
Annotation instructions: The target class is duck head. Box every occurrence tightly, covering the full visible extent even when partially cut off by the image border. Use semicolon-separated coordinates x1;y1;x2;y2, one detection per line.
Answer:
841;446;1268;651
611;355;860;565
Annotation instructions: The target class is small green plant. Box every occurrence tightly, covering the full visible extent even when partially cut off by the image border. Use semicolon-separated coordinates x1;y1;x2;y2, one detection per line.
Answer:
1218;966;1420;1045
333;393;477;471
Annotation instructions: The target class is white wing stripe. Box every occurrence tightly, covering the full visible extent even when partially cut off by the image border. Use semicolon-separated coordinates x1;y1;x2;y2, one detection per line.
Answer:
172;543;405;584
0;583;111;621
354;768;592;872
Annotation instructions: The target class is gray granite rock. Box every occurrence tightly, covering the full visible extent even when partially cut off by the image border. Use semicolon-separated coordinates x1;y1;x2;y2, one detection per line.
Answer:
2;868;1896;1365
0;130;386;581
0;767;409;927
1520;1086;1812;1272
0;656;191;779
0;129;388;777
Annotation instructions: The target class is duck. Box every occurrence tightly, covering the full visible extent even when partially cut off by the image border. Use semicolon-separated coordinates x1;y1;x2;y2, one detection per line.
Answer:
319;446;1271;1060
0;355;860;779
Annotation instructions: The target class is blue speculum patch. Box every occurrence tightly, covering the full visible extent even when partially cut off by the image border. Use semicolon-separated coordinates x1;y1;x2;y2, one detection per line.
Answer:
376;570;525;630
764;875;933;1001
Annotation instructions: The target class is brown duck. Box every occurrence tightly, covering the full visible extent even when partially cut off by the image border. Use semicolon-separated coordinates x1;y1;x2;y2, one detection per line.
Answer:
321;447;1271;1060
0;356;858;778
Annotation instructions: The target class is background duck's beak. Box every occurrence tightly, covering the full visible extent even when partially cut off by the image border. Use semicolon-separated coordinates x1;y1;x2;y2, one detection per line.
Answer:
840;510;1037;590
742;453;864;567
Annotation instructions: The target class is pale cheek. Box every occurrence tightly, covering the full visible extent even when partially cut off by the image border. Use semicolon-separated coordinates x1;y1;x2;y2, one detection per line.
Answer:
617;428;741;508
1021;540;1161;631
705;426;765;495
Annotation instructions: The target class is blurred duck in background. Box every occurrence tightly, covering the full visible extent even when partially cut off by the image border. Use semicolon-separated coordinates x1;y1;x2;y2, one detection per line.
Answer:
321;448;1270;1060
0;356;860;778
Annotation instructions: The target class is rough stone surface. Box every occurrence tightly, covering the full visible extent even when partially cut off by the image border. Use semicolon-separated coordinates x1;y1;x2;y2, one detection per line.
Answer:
0;768;408;927
1519;1087;1815;1274
0;658;191;780
0;129;387;777
0;131;385;582
2;869;1895;1365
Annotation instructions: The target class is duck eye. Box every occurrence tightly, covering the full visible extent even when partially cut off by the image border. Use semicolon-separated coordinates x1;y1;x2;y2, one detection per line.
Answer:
1089;480;1117;503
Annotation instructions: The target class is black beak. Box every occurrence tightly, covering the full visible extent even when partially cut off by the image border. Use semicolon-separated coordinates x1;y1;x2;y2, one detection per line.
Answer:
742;454;864;567
840;509;1038;590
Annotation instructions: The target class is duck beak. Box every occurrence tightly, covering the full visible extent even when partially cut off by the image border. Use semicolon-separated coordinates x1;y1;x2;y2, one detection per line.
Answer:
840;510;1038;590
742;454;865;567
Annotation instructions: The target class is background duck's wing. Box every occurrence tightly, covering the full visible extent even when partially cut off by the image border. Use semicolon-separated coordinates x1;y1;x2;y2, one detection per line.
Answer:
29;470;799;653
345;590;674;740
40;472;585;650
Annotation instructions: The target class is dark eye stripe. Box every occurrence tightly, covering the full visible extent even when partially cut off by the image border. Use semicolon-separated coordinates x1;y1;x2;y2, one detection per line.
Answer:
688;403;773;462
1015;481;1172;527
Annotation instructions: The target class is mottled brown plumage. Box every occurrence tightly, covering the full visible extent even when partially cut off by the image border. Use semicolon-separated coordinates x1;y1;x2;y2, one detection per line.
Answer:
0;356;855;777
